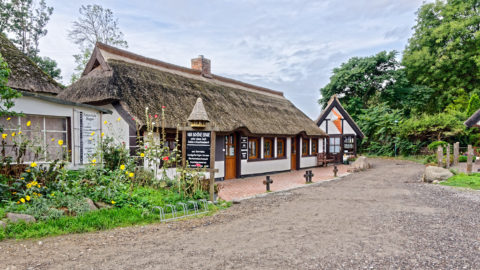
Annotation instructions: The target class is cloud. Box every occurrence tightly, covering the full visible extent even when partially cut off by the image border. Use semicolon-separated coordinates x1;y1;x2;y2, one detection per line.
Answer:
39;0;426;118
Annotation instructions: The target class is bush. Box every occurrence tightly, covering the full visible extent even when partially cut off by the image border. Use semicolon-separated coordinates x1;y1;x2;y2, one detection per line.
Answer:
427;141;448;151
458;156;477;162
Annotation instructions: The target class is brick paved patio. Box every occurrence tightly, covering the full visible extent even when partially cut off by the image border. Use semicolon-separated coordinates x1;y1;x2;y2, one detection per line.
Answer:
218;164;351;201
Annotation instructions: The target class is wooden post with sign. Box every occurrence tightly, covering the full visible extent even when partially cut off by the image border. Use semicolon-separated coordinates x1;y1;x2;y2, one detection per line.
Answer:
181;97;219;202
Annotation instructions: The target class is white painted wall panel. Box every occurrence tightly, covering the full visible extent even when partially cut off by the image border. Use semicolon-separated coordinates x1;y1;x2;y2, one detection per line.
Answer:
300;156;316;168
100;104;131;149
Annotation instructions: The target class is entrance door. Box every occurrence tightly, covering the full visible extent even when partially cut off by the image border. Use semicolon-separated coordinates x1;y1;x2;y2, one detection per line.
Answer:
225;134;236;179
329;136;342;163
291;137;297;170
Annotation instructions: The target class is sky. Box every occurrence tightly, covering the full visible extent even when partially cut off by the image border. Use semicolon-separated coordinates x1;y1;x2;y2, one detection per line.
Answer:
38;0;427;119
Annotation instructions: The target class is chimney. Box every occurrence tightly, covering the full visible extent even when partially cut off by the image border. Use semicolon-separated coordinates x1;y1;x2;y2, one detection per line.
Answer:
191;55;212;78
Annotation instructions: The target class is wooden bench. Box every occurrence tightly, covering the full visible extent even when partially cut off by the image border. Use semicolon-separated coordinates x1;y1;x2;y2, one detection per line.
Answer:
317;152;335;167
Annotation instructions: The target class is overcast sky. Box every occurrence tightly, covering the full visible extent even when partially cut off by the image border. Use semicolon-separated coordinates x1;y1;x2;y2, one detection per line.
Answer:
38;0;426;119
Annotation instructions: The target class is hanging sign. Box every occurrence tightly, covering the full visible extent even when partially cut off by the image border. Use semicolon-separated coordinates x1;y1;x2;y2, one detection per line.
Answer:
186;131;211;168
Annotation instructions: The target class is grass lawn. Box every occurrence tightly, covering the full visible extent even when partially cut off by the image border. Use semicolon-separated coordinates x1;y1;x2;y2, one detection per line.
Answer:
0;202;228;241
441;173;480;190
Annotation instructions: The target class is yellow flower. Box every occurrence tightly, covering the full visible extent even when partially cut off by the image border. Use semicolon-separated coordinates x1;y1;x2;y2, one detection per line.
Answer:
26;183;32;189
2;134;7;139
12;191;16;194
11;132;15;137
90;131;95;136
104;120;108;125
51;192;55;197
91;159;97;164
20;177;24;180
30;162;37;168
20;198;25;203
101;132;105;137
89;137;93;141
58;140;64;146
51;138;55;141
26;195;30;201
37;184;40;188
16;201;20;204
140;153;145;158
26;121;31;127
6;117;11;121
18;131;22;135
120;164;126;170
111;200;116;205
26;169;30;173
129;172;134;178
116;117;121;121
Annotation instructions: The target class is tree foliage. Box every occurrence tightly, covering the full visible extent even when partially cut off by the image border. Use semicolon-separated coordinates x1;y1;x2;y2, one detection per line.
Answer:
0;53;21;117
68;4;128;83
402;0;480;110
0;0;61;80
466;93;480;117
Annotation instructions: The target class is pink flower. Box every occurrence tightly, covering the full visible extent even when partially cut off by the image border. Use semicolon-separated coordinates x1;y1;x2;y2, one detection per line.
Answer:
149;114;152;118
162;156;169;161
132;117;135;121
145;145;148;149
195;163;202;168
162;106;166;109
154;114;158;118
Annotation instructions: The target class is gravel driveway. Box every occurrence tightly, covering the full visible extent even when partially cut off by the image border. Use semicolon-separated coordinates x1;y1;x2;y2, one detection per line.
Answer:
1;159;480;269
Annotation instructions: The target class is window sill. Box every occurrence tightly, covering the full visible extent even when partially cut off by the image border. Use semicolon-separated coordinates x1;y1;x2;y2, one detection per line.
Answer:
247;156;287;162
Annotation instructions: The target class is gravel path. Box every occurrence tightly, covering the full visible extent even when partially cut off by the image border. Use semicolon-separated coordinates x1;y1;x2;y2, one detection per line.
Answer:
1;159;480;269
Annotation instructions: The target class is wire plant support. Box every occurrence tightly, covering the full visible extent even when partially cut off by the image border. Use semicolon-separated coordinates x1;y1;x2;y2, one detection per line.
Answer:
152;199;211;222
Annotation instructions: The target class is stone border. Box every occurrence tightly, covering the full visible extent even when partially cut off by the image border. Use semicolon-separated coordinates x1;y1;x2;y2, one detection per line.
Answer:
234;173;352;202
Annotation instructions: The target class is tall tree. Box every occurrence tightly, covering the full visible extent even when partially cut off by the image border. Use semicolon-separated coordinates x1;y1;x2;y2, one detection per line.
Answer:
68;4;128;83
402;0;480;110
0;53;21;117
0;0;61;80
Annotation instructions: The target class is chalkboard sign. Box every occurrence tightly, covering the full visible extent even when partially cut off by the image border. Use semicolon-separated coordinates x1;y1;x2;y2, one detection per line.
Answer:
240;136;248;160
186;131;211;168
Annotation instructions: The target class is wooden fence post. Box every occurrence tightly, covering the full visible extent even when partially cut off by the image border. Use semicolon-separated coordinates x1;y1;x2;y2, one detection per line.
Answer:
467;145;473;174
437;145;443;167
454;142;459;166
446;144;450;169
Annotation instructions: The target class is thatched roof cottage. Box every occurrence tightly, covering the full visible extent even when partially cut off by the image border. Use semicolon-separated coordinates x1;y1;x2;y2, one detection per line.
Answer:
58;42;327;179
0;33;110;166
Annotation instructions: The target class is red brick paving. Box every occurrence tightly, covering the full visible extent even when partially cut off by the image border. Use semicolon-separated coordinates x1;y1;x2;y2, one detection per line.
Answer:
218;164;351;201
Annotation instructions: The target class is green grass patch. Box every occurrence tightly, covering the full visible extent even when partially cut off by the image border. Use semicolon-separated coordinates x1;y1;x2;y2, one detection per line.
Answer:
440;173;480;190
0;202;226;241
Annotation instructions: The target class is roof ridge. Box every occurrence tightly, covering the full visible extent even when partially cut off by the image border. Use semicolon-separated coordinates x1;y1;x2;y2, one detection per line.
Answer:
95;42;284;97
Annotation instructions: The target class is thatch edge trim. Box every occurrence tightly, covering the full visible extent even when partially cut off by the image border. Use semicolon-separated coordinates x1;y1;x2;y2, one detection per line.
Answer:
465;108;480;128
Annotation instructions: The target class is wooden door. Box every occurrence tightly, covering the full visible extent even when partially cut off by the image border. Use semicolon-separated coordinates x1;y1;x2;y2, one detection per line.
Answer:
291;137;297;170
225;134;236;179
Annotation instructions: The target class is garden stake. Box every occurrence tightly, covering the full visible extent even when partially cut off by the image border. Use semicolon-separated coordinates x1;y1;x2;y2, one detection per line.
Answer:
333;165;338;177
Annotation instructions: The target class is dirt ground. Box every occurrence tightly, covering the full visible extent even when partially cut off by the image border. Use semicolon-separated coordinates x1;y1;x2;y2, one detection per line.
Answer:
1;159;480;269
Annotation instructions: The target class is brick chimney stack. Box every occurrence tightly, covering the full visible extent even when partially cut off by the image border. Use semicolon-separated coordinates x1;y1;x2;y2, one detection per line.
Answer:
191;55;212;78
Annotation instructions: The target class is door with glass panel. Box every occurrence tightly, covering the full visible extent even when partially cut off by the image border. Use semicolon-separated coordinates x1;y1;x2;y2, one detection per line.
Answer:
225;134;236;179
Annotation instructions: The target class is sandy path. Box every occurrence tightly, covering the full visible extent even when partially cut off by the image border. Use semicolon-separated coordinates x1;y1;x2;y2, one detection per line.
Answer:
1;159;480;269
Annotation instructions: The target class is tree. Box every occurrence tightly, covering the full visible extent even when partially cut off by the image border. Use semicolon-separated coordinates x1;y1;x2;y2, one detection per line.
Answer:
0;0;61;80
402;0;480;110
68;4;128;82
467;93;480;117
31;55;62;80
0;54;21;117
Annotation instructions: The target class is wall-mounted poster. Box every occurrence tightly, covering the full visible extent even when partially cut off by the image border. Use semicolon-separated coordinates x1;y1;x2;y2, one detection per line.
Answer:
186;131;211;168
78;111;99;164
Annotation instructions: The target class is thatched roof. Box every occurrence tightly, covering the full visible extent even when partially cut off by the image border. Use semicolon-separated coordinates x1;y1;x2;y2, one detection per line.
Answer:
58;42;326;136
316;95;364;138
465;109;480;128
188;98;210;122
0;33;62;94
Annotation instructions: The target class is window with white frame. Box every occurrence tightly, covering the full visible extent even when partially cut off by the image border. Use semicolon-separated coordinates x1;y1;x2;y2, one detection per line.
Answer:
0;115;69;163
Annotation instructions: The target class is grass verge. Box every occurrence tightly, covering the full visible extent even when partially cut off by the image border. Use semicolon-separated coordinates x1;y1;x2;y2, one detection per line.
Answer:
0;202;229;241
440;173;480;190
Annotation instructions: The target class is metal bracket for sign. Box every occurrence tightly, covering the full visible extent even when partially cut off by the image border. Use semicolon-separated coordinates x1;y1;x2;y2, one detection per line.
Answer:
151;199;211;222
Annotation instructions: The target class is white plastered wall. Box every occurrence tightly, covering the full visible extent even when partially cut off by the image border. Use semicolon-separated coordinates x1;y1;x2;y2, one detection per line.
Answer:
240;137;291;176
100;104;131;149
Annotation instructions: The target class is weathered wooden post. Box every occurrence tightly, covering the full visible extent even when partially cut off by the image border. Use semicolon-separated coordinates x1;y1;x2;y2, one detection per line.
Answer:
454;142;460;166
446;144;450;169
333;165;338;177
263;176;273;191
467;144;473;174
437;145;443;167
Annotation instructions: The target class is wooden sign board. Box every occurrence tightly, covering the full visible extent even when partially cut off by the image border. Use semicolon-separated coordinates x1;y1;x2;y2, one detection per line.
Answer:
186;131;211;168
